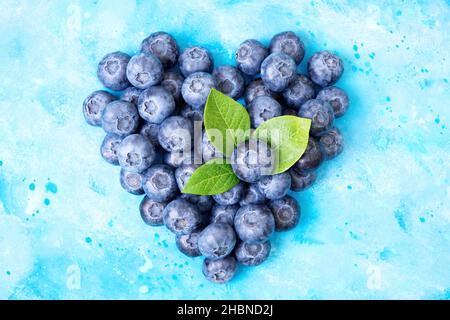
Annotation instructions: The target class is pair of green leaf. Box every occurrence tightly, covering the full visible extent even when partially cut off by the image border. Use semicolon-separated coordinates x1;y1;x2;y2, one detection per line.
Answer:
183;89;311;196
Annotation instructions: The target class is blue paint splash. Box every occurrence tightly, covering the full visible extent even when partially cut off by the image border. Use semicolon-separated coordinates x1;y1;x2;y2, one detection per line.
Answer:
45;182;58;194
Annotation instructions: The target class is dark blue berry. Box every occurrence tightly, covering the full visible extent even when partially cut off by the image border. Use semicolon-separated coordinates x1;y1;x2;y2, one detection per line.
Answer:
176;232;201;257
293;137;323;171
83;90;115;126
211;204;239;225
319;127;344;159
240;183;267;205
316;86;349;118
120;169;144;195
120;87;142;106
282;74;316;109
212;65;245;99
248;95;282;128
181;104;204;123
235;240;271;266
161;71;184;104
308;51;344;87
202;256;237;284
213;182;245;205
289;168;316;192
137;86;175;124
100;133;123;165
126;52;164;89
298;99;334;136
142;164;178;202
261;52;296;92
139;122;160;147
257;172;291;200
178;46;213;77
282;108;297;116
181;194;214;213
97;51;130;91
140;196;166;226
158;116;194;152
198;223;237;260
234;204;275;244
140;32;179;68
268;195;300;231
245;78;279;105
181;72;216;108
270;31;305;64
101;100;140;137
163;198;203;235
117;134;156;173
235;39;268;76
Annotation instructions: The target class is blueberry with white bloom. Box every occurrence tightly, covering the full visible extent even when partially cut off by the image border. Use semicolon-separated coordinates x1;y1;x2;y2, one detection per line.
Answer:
139;122;160;148
257;172;291;200
100;134;123;165
234;204;275;244
212;65;245;99
97;51;130;91
176;232;202;257
101;100;140;137
120;169;144;195
235;240;271;266
161;71;184;104
248;95;282;128
163;198;203;235
158;116;194;152
140;31;179;68
240;183;267;206
140;196;167;226
175;164;198;191
117;134;156;173
120;87;142;106
268;195;300;231
308;51;344;87
181;194;214;213
316;86;349;118
126;52;164;89
298;99;334;136
198;222;237;260
289;168;317;192
261;52;296;92
213;182;245;205
245;78;279;105
181;104;204;123
178;46;213;77
319;127;344;160
142;164;178;202
138;86;175;124
235;39;268;75
282;74;316;109
83;90;115;126
269;31;305;64
181;72;216;108
202;256;237;284
211;204;239;225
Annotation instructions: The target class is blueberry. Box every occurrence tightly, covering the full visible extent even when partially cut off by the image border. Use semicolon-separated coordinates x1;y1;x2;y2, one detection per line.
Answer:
176;232;201;257
231;139;276;183
175;164;198;191
142;164;178;202
316;86;349;118
268;195;300;231
126;52;164;89
261;52;296;92
293;137;323;171
83;90;115;126
178;46;213;77
298;99;334;136
235;240;271;266
97;51;131;91
235;39;268;76
257;172;291;200
198;223;237;260
245;78;279;105
212;65;245;99
269;31;305;64
120;169;144;195
117;134;156;173
139;122;160;147
140;196;166;226
308;51;344;87
211;204;239;225
282;108;297;116
140;32;179;68
248;96;282;128
137;86;175;124
101;100;140;137
120;87;142;106
289;168;317;192
100;134;123;165
163;198;203;235
213;182;245;205
158;116;194;152
163;150;197;168
234;204;275;244
181;72;216;108
319;127;344;160
181;194;214;213
282;74;316;109
161;71;184;104
202;131;223;162
202;256;237;284
180;104;204;123
239;183;267;206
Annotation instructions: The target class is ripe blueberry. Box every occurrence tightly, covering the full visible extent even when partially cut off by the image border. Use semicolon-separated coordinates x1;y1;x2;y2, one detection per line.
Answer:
298;99;334;136
319;127;344;160
269;31;305;64
142;164;178;202
261;52;296;92
316;86;349;118
234;204;275;244
178;46;213;77
163;198;203;235
211;204;239;225
181;104;204;123
181;72;216;108
176;232;201;257
140;32;179;68
83;90;115;126
198;222;237;260
158;116;194;152
161;71;184;104
137;86;175;124
293;137;323;171
212;65;245;99
202;131;223;162
268;195;300;231
120;169;144;195
257;172;291;200
140;196;167;226
126;52;164;89
120;87;142;106
175;164;198;191
235;240;271;266
100;133;123;165
97;51;130;91
235;39;268;75
213;182;245;205
282;74;316;109
248;95;282;128
202;256;237;284
245;78;279;105
289;168;317;192
181;194;214;213
163;150;197;168
101;100;140;137
240;183;267;206
139;122;160;148
308;50;344;87
117;134;156;173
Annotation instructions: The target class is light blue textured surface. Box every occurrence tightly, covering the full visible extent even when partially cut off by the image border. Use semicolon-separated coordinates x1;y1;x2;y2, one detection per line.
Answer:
0;0;449;300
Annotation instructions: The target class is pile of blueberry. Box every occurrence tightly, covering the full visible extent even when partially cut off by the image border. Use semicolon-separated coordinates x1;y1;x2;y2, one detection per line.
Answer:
83;31;347;283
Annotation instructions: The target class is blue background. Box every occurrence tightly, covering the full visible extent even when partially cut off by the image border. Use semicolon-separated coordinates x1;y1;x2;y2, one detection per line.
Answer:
0;0;449;299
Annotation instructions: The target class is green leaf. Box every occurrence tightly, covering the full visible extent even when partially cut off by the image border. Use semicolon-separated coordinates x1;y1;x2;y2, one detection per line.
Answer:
182;158;240;196
204;88;251;157
253;116;311;174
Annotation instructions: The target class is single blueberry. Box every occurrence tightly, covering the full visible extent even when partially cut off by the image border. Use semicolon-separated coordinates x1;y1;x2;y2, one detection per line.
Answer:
319;127;344;160
181;72;216;108
101;100;140;137
235;39;268;76
289;168;317;192
181;194;214;213
126;52;164;89
231;139;276;183
202;256;237;284
175;164;198;191
308;51;344;87
293;137;323;171
176;232;202;257
140;32;179;68
248;96;282;128
97;51;131;91
202;131;223;162
211;204;239;225
120;87;142;106
213;182;245;205
235;240;271;266
117;134;156;173
120;169;144;195
261;52;296;92
163;198;203;235
83;90;115;126
178;46;213;77
158;116;194;153
282;74;316;109
142;164;178;202
268;195;300;231
239;183;267;206
198;223;236;260
138;86;175;124
212;65;245;99
234;204;275;244
161;71;184;104
100;134;123;165
257;172;291;200
269;31;305;64
181;104;204;123
298;99;334;136
316;86;349;118
245;78;279;105
140;196;167;226
139;122;160;148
